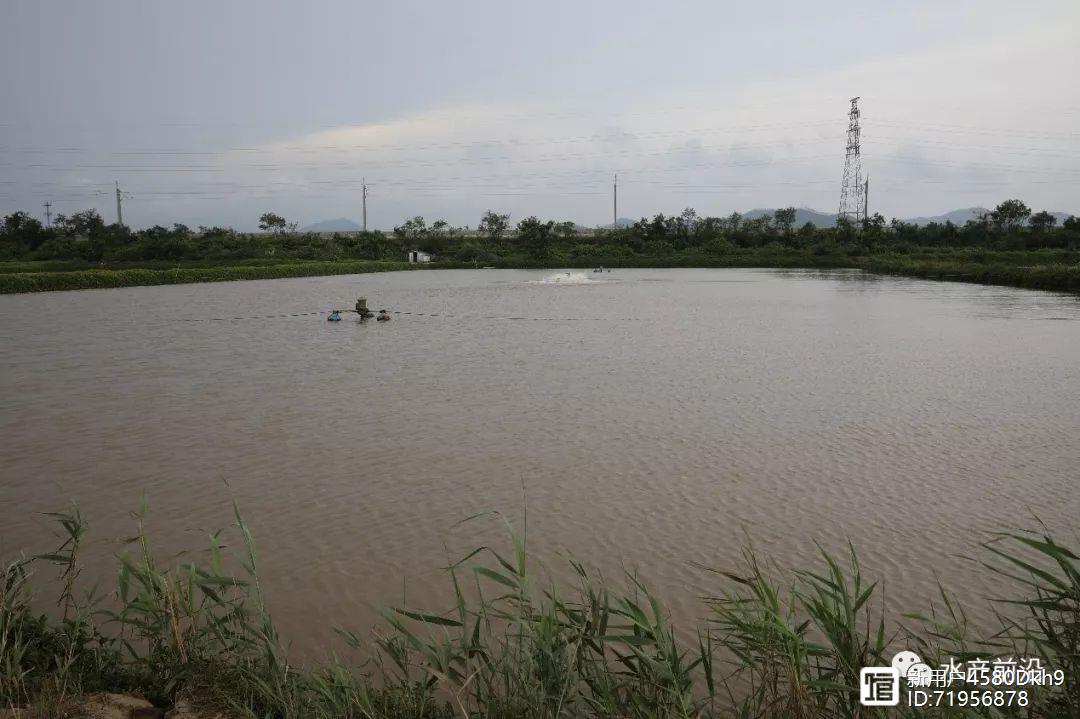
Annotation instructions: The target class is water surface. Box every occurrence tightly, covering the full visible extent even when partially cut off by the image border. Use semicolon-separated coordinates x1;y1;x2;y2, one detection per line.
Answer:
2;268;1079;651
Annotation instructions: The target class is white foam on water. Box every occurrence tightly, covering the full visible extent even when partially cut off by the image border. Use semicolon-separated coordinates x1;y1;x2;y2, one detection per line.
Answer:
532;271;596;285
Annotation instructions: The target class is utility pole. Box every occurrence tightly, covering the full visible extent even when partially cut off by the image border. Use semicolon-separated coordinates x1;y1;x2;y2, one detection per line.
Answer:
613;173;618;229
115;181;124;227
838;97;865;225
42;201;51;227
362;178;368;232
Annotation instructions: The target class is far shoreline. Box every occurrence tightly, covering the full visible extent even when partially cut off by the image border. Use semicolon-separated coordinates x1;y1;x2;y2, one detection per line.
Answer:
0;251;1078;295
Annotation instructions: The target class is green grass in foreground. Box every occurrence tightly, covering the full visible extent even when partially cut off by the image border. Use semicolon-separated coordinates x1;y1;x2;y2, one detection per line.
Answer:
2;505;1078;718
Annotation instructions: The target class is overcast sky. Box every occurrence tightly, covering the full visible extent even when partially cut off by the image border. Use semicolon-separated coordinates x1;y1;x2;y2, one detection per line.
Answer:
2;0;1078;230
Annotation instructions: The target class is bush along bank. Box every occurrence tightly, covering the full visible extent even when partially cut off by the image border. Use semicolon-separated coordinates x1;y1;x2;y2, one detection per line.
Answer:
860;256;1080;293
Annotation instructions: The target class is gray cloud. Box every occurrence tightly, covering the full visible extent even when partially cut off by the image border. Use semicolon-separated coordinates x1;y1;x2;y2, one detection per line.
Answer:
2;0;1077;229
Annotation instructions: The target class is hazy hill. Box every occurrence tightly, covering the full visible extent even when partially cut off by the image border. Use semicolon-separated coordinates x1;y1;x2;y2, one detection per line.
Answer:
301;218;362;232
741;208;837;227
597;217;640;229
740;207;1073;227
902;207;989;226
904;208;1073;226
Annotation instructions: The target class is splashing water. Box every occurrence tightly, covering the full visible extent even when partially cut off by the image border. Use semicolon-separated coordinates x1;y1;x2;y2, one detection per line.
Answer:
534;271;596;285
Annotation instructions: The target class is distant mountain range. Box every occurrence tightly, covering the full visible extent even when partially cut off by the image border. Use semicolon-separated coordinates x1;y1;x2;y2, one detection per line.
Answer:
604;209;837;228
741;208;838;227
902;207;1072;226
742;207;1074;227
300;217;362;232
599;218;639;229
901;207;989;226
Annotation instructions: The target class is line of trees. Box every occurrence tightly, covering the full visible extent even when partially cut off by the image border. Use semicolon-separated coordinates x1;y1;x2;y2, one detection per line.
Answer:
1;200;1076;264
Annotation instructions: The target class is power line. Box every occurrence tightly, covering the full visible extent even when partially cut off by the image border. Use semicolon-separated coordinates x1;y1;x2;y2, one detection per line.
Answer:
0;103;848;131
2;150;1074;205
0;120;843;157
0;154;846;197
2;137;847;172
873;119;1080;140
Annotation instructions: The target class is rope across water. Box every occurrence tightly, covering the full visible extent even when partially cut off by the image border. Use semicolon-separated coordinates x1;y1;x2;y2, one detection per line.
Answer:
177;311;327;322
177;309;644;322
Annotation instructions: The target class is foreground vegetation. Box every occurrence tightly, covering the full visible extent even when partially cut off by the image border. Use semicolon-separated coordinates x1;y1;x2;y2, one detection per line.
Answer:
3;505;1078;718
1;199;1077;294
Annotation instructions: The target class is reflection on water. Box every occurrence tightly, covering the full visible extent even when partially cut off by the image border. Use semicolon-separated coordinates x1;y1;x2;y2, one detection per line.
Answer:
2;268;1079;654
794;268;1080;320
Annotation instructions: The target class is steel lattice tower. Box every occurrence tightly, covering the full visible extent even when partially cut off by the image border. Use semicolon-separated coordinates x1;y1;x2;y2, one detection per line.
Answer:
838;97;865;225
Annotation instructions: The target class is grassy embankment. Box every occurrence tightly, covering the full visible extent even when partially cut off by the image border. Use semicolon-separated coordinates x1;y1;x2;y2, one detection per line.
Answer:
1;249;1078;295
0;259;437;294
2;505;1078;718
862;251;1080;294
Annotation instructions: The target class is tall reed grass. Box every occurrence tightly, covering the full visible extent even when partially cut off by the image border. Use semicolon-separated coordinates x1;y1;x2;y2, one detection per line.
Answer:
1;505;1077;717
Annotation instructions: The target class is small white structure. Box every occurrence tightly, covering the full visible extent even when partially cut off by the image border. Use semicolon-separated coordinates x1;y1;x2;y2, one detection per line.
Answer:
407;250;432;263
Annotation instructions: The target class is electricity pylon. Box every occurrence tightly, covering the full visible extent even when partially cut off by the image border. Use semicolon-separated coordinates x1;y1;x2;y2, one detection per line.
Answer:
838;97;865;225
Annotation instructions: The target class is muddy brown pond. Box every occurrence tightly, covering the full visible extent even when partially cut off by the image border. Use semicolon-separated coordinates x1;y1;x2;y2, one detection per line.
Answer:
2;268;1079;654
